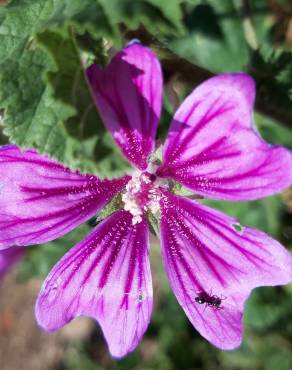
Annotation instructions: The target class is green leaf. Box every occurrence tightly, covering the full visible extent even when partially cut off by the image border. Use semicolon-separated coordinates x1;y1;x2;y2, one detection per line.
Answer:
0;26;131;176
36;28;104;141
0;0;111;65
168;1;249;73
147;0;183;31
0;0;55;64
255;112;292;149
147;211;160;237
0;0;183;65
99;0;184;40
245;288;291;331
250;50;292;118
0;43;74;161
96;193;123;222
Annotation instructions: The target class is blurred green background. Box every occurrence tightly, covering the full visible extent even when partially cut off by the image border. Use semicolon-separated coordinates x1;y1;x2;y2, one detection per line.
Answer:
0;0;292;369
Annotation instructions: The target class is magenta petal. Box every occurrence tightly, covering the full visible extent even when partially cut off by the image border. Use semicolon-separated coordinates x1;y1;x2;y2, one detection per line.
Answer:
158;74;292;200
0;145;129;249
0;247;24;278
87;42;163;170
160;192;292;349
35;210;152;358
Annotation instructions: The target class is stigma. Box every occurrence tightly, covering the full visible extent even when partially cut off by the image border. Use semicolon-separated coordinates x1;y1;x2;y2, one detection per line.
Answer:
122;171;167;225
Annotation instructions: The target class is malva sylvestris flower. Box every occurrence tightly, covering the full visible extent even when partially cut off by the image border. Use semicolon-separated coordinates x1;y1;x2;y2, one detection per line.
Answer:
0;42;291;357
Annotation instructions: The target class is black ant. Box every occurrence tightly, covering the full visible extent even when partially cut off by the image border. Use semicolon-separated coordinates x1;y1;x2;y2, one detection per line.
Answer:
195;291;225;310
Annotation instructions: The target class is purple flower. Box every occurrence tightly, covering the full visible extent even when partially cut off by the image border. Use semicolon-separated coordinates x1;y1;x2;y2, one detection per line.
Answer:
0;43;291;357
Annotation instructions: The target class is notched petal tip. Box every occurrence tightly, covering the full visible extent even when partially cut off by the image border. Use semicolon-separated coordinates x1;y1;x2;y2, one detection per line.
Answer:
126;39;142;47
160;72;291;201
212;73;256;107
160;192;292;350
87;43;163;170
35;210;153;358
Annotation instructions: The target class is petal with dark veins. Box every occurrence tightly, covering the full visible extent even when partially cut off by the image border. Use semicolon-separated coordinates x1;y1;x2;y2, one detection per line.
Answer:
160;192;292;349
0;145;129;249
158;74;292;201
87;42;162;170
36;210;152;358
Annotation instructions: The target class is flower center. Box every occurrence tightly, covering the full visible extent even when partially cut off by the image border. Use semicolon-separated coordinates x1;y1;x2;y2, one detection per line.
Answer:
122;171;168;224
